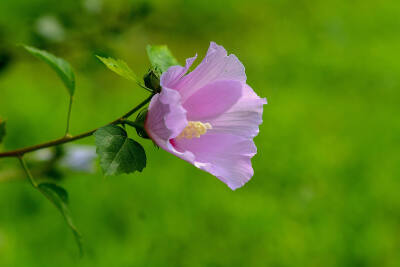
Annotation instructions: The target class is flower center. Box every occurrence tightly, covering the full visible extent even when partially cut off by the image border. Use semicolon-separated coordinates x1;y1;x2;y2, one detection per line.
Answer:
176;121;212;140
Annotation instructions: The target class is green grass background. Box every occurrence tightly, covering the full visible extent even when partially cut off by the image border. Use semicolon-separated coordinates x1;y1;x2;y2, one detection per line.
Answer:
0;0;399;266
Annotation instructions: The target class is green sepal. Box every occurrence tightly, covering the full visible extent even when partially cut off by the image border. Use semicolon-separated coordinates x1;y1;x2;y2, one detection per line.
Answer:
134;109;150;139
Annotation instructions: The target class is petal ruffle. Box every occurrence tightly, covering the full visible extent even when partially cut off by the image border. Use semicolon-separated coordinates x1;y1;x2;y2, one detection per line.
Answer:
175;42;246;102
160;55;197;89
171;133;257;190
209;84;267;139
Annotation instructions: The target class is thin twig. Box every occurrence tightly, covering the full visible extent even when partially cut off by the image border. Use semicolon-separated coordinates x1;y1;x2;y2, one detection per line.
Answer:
0;94;153;158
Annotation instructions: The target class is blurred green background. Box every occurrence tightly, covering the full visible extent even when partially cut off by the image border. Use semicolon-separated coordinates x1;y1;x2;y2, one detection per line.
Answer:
0;0;399;266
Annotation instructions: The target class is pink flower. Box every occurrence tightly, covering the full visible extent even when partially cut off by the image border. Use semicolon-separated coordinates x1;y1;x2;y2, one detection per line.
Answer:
145;42;267;190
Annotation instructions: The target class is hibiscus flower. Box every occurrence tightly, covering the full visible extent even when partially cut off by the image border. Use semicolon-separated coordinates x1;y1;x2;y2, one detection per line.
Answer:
145;42;267;190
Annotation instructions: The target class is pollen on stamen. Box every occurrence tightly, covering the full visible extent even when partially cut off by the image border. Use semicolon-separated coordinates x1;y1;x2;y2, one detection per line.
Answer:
176;121;212;140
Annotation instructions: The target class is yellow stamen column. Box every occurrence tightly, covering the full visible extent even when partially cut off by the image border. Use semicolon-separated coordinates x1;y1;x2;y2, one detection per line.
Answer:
177;121;212;139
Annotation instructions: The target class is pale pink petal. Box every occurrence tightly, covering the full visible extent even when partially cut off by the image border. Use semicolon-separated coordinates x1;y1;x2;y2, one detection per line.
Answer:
183;80;242;121
145;87;188;141
148;132;196;164
145;88;196;163
209;84;267;139
200;157;254;190
171;133;257;190
175;42;246;102
160;55;197;89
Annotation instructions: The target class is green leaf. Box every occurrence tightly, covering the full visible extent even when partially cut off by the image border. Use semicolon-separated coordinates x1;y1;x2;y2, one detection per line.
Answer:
39;182;69;206
96;56;138;82
146;45;179;73
94;125;146;175
38;182;82;255
0;120;5;144
23;45;75;96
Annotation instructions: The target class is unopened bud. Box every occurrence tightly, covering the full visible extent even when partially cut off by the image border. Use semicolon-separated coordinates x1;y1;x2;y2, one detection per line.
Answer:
143;69;161;93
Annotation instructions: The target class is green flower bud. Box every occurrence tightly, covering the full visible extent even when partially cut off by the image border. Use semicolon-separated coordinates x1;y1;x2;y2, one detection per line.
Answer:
143;69;161;93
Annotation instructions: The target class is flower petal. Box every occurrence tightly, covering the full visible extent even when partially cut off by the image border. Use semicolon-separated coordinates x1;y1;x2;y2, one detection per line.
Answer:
160;55;197;89
175;42;247;102
183;80;242;121
171;133;257;190
150;133;196;164
209;84;267;139
145;87;188;141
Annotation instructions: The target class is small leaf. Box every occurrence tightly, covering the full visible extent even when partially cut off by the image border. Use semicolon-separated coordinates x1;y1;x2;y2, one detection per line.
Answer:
38;182;82;254
96;56;138;82
146;45;179;73
0;119;5;143
94;125;146;175
23;45;75;96
39;183;69;205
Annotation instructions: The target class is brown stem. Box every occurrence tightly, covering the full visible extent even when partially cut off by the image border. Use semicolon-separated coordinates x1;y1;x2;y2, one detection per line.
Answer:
0;94;153;158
